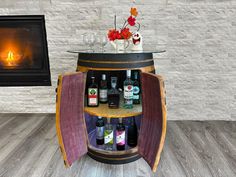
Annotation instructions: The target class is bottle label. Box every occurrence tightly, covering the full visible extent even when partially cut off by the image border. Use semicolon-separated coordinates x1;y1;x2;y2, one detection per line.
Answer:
124;85;133;99
99;89;108;101
88;88;98;105
104;130;113;144
133;86;140;94
116;131;125;145
96;127;104;140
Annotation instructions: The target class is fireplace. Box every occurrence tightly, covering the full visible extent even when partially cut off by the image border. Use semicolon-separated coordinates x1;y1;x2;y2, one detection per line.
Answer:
0;15;51;86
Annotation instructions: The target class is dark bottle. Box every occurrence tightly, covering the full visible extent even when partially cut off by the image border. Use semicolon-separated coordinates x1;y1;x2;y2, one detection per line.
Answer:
108;77;120;108
96;116;105;145
133;72;140;104
127;117;138;147
87;77;99;107
99;74;108;103
116;118;126;151
124;70;133;109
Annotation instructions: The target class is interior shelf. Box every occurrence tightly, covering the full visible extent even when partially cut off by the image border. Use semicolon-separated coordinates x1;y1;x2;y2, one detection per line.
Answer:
84;96;142;118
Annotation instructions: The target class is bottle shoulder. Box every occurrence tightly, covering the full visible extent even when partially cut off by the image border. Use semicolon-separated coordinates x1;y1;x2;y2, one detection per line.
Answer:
124;79;134;85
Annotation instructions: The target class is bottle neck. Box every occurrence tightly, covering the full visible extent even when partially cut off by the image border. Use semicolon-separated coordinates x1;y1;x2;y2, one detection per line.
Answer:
102;74;106;81
134;73;138;80
111;83;117;89
126;70;131;78
111;77;117;89
91;77;95;84
119;118;122;124
131;117;135;123
107;118;111;124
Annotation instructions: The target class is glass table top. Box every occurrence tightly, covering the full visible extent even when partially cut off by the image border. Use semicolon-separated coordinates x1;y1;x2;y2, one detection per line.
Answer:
67;50;166;54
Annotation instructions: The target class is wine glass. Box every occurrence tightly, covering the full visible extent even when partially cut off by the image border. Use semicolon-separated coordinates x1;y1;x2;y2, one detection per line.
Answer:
83;33;95;52
100;35;108;52
95;35;108;52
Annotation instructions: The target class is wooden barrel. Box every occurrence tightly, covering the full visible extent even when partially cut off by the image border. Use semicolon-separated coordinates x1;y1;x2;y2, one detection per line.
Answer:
77;52;156;73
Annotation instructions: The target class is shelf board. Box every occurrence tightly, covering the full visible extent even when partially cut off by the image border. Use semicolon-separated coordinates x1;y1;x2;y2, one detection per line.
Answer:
84;97;142;118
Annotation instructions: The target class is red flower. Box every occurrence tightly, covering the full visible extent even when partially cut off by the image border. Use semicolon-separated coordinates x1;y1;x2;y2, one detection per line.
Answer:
120;28;132;39
108;29;121;41
127;16;136;26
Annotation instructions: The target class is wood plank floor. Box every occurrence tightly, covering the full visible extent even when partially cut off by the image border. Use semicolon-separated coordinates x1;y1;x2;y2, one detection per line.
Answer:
0;114;235;177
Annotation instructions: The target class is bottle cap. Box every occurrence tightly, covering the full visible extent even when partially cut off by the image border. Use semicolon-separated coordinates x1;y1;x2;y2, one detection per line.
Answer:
102;74;106;80
127;70;131;77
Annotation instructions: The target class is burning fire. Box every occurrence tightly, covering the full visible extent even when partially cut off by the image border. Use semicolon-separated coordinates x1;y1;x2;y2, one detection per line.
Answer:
0;44;33;67
6;51;14;65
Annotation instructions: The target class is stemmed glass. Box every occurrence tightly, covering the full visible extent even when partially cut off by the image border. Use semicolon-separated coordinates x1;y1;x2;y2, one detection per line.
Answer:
100;35;108;52
95;35;108;52
83;33;96;52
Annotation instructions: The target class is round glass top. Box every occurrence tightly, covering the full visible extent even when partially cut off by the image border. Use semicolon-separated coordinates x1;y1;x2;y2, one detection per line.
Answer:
67;50;166;54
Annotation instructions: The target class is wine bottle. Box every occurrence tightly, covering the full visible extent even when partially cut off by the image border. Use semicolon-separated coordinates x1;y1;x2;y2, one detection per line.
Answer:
133;72;140;104
108;77;120;108
87;76;99;107
104;119;113;150
124;70;134;109
127;117;138;147
96;116;105;145
116;118;126;151
99;74;108;103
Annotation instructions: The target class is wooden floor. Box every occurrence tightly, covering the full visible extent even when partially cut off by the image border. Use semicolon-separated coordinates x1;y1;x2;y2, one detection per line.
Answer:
0;114;235;177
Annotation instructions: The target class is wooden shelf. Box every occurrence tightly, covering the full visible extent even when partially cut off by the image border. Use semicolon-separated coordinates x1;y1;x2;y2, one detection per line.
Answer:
84;96;142;118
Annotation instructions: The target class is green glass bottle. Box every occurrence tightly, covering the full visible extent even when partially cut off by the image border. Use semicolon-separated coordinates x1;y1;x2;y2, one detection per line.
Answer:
133;72;140;104
87;77;99;107
127;117;138;147
104;118;113;150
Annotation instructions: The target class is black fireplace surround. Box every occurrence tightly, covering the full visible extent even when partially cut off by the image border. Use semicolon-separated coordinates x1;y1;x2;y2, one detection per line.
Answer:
0;15;51;86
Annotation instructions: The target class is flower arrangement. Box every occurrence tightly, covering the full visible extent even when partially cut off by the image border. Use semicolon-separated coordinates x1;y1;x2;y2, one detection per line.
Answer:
107;7;140;41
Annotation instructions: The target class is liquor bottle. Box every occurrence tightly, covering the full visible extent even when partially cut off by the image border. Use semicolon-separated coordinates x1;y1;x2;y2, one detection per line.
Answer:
99;74;108;103
123;70;134;109
133;72;140;104
104;119;113;150
116;118;126;151
87;77;99;107
127;117;138;147
108;77;120;108
96;116;105;145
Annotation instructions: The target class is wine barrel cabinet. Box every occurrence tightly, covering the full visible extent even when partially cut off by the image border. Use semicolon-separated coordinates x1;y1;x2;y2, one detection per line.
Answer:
56;51;167;172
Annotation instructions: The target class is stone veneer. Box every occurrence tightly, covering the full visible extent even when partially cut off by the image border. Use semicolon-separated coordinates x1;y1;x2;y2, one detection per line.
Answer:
0;0;235;120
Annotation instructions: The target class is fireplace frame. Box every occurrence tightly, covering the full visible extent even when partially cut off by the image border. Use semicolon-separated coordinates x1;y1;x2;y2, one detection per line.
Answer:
0;15;51;86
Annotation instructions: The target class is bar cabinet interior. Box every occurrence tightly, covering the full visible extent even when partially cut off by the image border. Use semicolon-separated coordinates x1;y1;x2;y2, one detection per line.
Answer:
56;52;167;172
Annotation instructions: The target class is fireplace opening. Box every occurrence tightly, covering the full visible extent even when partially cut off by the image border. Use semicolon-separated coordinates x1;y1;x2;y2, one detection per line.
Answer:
0;15;51;86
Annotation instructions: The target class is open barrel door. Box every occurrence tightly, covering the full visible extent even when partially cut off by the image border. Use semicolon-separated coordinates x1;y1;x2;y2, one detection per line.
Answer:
138;72;167;172
56;72;88;167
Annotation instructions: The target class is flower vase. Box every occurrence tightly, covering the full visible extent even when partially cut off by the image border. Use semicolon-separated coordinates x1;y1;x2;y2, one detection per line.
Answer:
110;39;130;53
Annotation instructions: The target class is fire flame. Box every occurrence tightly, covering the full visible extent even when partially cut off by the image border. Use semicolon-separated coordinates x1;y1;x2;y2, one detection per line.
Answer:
6;51;14;65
